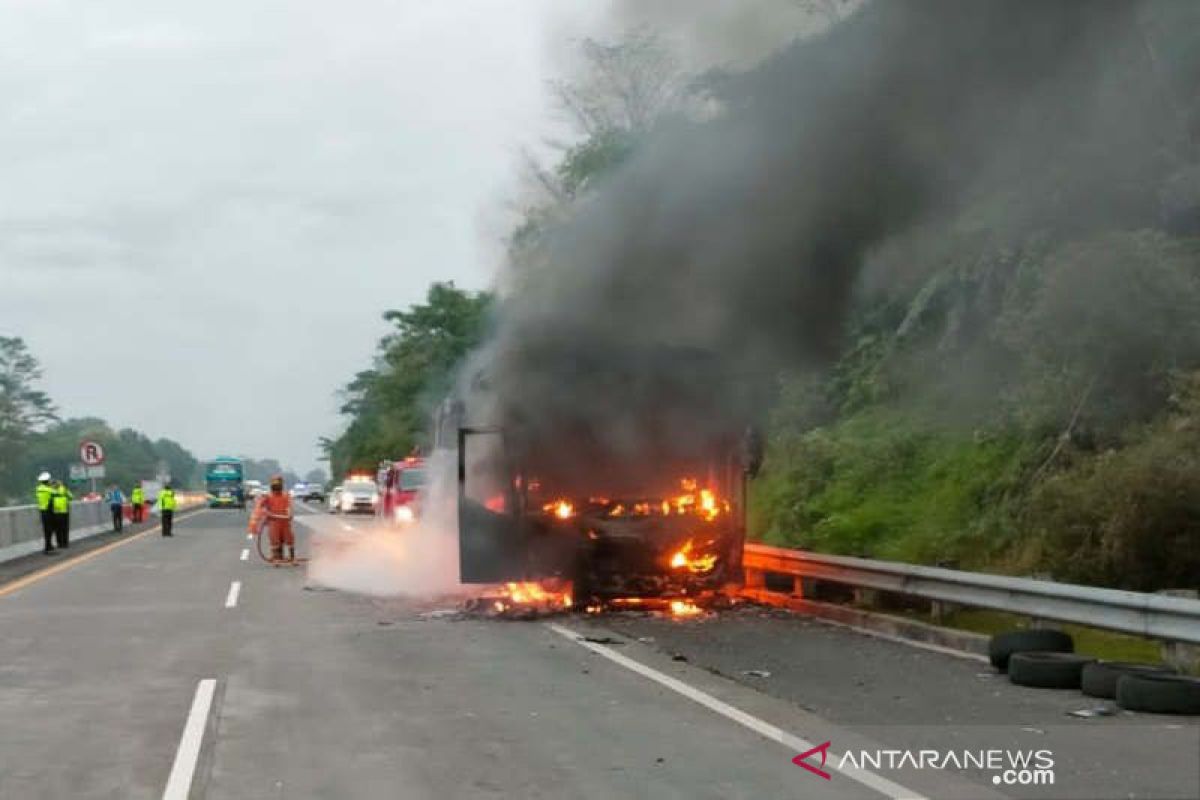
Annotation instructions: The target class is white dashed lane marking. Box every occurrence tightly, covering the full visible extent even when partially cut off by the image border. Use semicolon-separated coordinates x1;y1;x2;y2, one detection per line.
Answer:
162;678;216;800
224;581;241;609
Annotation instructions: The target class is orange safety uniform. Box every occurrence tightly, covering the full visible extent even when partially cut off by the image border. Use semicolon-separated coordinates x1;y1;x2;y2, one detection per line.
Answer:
250;491;294;558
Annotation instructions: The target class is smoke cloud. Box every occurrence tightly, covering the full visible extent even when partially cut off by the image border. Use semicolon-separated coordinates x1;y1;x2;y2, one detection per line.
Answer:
464;0;1148;484
307;452;465;598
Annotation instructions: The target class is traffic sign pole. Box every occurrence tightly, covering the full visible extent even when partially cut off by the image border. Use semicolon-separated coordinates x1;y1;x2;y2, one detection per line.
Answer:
79;440;106;497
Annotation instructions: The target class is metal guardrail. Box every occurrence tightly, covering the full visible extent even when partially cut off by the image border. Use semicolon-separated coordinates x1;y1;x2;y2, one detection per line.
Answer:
743;543;1200;645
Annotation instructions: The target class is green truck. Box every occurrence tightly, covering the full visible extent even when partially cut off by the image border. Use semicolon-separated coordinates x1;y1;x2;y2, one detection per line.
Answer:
205;457;245;509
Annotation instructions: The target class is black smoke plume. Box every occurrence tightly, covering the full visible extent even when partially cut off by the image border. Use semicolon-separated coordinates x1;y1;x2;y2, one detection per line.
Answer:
464;0;1148;492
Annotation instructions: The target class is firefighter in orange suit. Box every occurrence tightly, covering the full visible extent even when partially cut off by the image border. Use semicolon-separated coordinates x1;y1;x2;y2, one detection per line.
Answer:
250;475;295;561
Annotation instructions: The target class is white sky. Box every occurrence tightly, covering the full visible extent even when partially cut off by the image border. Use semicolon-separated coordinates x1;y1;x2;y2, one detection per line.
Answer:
0;0;585;473
0;0;809;475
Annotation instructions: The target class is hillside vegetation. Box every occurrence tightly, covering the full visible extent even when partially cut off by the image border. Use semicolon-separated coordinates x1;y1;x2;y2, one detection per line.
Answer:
331;3;1200;592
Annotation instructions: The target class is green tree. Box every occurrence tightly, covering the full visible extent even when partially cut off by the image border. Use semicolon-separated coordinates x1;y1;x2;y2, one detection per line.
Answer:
325;283;492;478
0;337;58;499
14;418;200;498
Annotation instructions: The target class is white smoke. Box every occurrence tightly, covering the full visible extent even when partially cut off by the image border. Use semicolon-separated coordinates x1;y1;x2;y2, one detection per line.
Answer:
306;451;466;598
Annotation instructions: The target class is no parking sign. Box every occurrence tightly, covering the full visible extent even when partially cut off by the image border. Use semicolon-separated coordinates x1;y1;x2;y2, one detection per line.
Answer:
80;440;105;466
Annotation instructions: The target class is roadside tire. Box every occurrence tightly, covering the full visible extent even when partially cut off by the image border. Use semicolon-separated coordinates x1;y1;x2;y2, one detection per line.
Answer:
1008;652;1095;689
988;629;1074;672
1115;674;1200;715
1080;661;1176;699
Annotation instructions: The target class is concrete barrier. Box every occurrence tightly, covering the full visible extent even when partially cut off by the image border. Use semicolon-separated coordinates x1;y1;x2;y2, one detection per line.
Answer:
0;500;129;562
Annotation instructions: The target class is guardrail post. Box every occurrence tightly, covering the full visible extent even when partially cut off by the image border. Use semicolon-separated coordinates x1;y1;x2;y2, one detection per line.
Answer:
743;566;765;590
930;600;959;623
1158;590;1200;673
852;587;878;607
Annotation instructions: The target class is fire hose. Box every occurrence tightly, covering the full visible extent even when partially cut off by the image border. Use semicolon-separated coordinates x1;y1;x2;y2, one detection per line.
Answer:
252;511;309;566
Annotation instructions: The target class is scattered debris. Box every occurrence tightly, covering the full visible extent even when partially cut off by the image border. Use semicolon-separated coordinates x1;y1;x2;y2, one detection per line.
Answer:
462;582;573;619
582;635;624;645
1067;706;1117;719
671;653;688;662
376;620;394;626
419;609;462;620
637;636;655;643
742;669;772;678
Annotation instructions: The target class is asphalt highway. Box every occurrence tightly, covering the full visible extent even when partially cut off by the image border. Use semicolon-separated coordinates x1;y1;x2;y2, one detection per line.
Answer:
0;505;1196;800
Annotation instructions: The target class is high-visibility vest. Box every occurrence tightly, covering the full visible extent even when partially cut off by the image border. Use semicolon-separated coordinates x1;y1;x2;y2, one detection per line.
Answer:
35;483;53;511
51;486;71;514
131;487;145;504
160;489;177;511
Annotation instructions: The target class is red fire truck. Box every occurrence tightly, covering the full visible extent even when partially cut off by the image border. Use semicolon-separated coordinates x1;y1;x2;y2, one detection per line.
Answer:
377;455;428;525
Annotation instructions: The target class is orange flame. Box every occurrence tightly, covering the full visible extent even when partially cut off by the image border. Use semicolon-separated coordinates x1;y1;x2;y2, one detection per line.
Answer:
542;499;575;519
664;478;728;520
668;539;718;574
540;501;576;520
669;600;704;617
491;581;572;613
530;477;727;521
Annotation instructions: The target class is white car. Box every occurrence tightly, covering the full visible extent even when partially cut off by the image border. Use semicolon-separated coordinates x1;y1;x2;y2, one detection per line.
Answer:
339;479;378;514
327;486;343;513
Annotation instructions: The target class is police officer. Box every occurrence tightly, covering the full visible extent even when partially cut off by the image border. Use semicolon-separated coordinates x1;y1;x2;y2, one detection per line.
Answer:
51;480;72;549
130;484;145;523
159;484;177;537
106;484;125;532
35;472;56;555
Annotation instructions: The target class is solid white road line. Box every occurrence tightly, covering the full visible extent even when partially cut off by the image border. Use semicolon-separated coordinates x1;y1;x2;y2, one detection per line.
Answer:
162;678;216;800
224;581;241;609
546;623;925;800
239;548;249;561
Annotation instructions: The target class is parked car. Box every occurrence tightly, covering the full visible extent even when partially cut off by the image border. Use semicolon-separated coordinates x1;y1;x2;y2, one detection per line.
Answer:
304;484;326;502
339;478;378;514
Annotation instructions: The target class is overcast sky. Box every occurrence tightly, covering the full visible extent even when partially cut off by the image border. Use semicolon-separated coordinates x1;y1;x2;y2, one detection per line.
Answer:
0;0;814;475
0;0;598;474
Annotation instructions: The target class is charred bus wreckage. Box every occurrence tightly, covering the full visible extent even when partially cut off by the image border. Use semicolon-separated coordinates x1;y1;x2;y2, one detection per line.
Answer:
449;345;764;611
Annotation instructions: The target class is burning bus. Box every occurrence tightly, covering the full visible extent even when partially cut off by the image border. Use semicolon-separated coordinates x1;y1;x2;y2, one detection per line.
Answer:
452;345;763;611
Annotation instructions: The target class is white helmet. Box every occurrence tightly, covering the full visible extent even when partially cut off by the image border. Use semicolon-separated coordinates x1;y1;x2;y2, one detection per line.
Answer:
38;471;51;481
